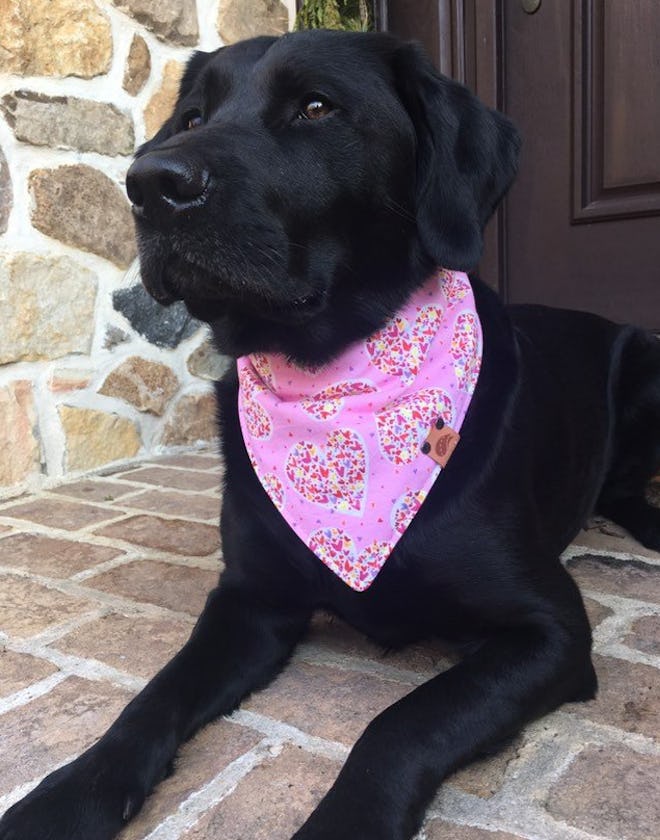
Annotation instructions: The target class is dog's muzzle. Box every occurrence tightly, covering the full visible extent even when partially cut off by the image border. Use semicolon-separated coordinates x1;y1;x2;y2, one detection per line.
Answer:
126;151;210;227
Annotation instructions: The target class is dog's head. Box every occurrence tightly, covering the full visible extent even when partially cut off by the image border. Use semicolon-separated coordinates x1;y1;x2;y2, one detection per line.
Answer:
127;30;519;365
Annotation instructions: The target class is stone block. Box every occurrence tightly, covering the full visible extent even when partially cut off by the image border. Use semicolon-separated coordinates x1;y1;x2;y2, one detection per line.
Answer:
51;478;136;503
448;736;523;799
0;380;40;487
0;253;97;364
113;283;199;348
0;532;123;578
122;720;261;840
243;660;415;746
0;650;58;698
0;143;11;233
0;575;95;639
104;325;130;350
99;356;179;415
162;392;218;446
546;745;660;840
1;91;134;155
583;595;613;630
95;513;220;554
573;523;660;560
625;614;660;656
48;368;93;393
217;0;289;44
0;0;112;78
144;59;184;138
187;338;233;381
116;465;219;491
180;745;340;840
567;654;659;739
54;612;193;679
29;165;137;268
112;0;198;46
566;553;660;603
426;824;525;840
59;406;141;472
83;558;218;616
0;676;133;790
1;495;119;531
123;34;151;95
124;489;220;521
306;612;455;674
155;452;222;470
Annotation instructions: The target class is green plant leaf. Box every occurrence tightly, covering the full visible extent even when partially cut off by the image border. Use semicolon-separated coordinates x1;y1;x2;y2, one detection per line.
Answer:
295;0;372;32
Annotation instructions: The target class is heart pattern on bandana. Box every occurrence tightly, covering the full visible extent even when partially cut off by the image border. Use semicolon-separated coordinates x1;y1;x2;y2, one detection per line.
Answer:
391;488;429;534
441;269;470;304
251;352;275;388
451;312;481;393
376;388;454;465
285;428;367;514
261;473;285;511
366;305;442;385
301;380;376;421
308;527;391;591
309;527;355;574
244;398;272;439
240;367;273;439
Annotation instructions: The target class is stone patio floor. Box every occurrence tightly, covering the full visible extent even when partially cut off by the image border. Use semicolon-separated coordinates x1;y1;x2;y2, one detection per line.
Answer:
0;449;658;839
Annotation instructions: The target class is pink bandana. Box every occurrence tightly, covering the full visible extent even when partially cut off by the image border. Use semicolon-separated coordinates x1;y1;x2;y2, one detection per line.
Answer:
237;269;482;591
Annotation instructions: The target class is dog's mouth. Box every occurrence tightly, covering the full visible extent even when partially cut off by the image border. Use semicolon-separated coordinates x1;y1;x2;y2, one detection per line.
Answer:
183;287;327;325
143;252;327;325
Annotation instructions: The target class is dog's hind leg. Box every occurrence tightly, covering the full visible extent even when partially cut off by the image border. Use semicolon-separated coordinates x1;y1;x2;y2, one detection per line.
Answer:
597;328;660;550
0;583;312;840
293;566;595;840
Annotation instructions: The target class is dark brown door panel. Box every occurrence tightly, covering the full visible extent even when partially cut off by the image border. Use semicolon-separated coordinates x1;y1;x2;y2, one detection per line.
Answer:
385;0;660;329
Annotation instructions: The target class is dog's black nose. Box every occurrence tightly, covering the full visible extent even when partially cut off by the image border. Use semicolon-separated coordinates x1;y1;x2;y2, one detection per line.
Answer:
126;152;210;222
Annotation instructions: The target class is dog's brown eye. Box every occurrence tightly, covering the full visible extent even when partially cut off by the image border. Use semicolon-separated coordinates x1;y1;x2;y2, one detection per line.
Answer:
184;111;203;131
300;97;333;121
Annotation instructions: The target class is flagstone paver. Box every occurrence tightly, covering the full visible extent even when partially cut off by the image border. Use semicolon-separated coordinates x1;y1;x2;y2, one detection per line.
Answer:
1;496;121;530
0;449;658;839
83;558;218;615
0;532;123;577
94;514;220;556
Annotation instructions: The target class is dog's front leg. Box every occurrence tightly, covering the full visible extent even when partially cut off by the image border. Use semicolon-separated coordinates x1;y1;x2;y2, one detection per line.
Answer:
293;608;595;840
0;583;311;840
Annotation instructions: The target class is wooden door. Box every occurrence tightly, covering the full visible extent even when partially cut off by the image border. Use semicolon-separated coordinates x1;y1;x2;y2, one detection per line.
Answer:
384;1;660;330
503;0;660;329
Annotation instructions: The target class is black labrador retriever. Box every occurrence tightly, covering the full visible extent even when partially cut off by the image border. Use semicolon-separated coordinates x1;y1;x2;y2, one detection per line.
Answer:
2;29;659;840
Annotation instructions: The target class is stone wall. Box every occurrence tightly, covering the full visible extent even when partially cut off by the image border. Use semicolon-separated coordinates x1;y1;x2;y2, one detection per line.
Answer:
0;0;295;497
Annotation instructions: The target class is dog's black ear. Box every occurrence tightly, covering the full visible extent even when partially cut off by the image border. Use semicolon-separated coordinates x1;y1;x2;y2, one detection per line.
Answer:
393;42;520;270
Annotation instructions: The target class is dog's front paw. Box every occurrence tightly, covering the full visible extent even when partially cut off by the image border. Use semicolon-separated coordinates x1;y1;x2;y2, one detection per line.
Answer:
0;751;145;840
